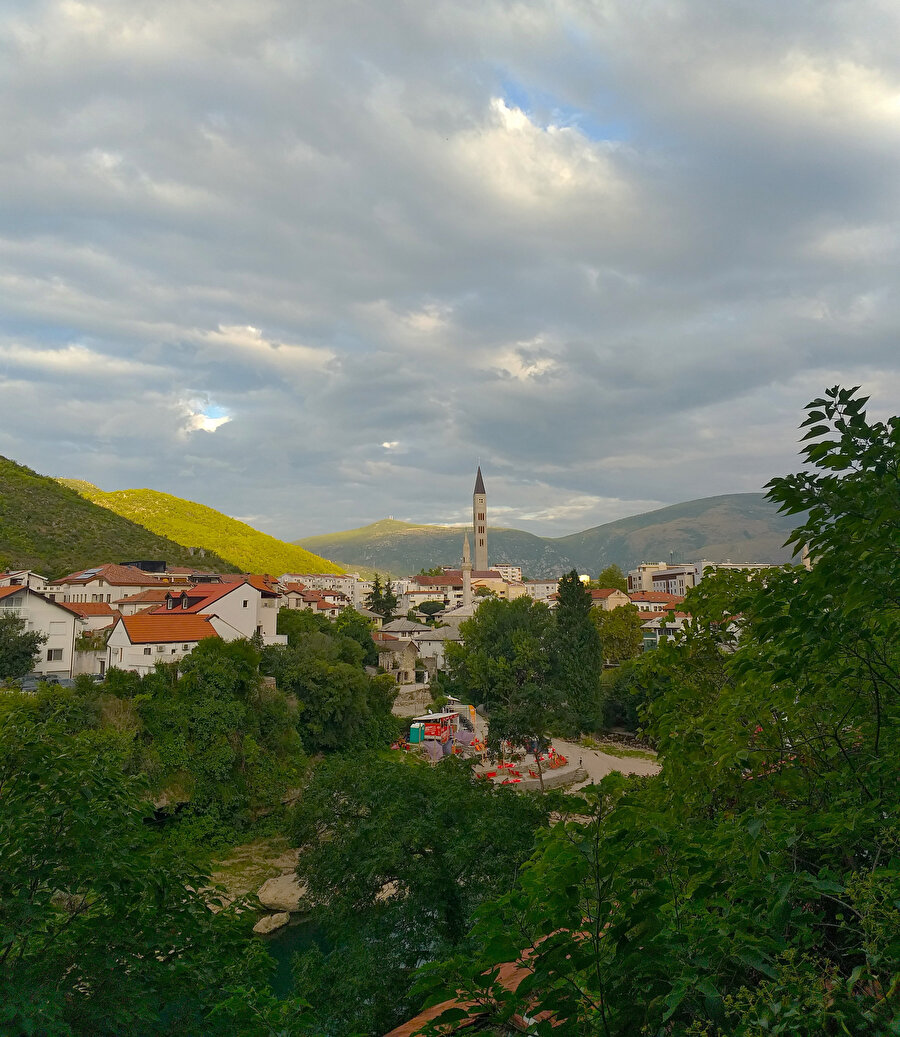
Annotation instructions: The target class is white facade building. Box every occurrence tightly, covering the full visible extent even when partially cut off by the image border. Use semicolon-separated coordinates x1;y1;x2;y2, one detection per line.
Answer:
0;585;78;677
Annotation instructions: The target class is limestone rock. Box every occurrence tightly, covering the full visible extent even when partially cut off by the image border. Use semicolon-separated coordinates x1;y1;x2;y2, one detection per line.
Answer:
253;911;290;935
257;873;308;912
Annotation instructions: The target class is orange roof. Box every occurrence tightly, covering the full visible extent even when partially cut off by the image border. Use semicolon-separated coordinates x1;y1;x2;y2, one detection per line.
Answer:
0;586;25;601
58;602;120;618
629;590;685;603
113;588;174;604
148;581;257;615
590;588;627;599
51;563;163;588
218;574;280;596
119;614;220;645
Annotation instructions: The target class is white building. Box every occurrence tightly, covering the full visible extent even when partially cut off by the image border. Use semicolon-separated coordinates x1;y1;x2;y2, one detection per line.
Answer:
106;613;240;675
626;563;669;593
0;570;48;593
0;585;78;678
149;578;286;646
521;579;559;602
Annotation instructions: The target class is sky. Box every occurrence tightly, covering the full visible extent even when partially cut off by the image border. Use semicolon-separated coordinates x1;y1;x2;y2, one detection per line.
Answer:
1;0;899;539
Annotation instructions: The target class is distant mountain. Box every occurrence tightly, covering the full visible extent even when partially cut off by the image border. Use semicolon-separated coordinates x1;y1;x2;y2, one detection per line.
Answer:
0;457;237;578
65;484;344;577
298;519;573;579
297;494;801;579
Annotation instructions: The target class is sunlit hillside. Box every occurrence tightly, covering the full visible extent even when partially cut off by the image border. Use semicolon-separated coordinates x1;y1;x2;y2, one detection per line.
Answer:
65;483;344;576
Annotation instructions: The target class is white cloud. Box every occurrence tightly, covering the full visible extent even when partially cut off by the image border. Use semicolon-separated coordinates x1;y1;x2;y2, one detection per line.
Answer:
0;0;898;538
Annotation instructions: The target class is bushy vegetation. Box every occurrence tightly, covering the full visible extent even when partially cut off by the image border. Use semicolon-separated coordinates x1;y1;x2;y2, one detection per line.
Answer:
69;483;343;576
0;457;237;577
288;754;553;1035
442;574;604;747
416;387;900;1034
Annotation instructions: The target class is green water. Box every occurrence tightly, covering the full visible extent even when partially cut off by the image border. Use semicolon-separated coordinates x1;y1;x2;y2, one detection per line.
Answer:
265;916;329;998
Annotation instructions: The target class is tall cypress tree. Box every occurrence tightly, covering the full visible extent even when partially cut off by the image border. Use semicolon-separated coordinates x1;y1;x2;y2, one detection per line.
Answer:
551;570;604;732
365;573;384;615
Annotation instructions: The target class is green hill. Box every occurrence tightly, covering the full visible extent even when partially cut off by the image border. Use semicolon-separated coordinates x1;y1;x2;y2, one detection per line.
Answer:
297;494;802;578
0;457;238;578
67;484;344;577
298;519;568;578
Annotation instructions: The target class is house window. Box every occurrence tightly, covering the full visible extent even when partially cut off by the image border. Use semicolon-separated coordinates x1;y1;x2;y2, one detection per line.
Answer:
182;644;189;650
242;600;249;608
143;647;152;655
166;597;174;610
47;648;63;661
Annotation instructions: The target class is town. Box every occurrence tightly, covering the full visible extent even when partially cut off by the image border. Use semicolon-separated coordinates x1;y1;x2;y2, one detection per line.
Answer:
0;467;779;687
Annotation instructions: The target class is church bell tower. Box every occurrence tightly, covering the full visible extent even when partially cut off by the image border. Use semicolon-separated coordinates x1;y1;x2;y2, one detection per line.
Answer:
473;466;488;571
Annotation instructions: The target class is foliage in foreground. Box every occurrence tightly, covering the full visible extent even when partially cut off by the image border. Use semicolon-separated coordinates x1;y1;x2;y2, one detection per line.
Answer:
416;387;900;1035
287;754;554;1035
0;713;318;1036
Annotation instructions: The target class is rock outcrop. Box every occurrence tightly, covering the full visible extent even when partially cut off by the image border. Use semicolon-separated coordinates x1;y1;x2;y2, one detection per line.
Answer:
253;911;290;935
257;873;309;913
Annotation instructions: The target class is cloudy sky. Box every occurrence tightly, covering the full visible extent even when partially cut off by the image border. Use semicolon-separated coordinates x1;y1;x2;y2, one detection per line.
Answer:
1;0;898;538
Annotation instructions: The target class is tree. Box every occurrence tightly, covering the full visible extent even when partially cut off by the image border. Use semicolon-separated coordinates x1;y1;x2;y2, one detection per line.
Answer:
333;606;378;665
0;710;313;1035
365;573;398;620
591;602;644;664
0;611;46;679
445;596;559;787
288;754;549;1035
418;388;900;1035
594;563;627;592
551;570;604;732
365;572;384;614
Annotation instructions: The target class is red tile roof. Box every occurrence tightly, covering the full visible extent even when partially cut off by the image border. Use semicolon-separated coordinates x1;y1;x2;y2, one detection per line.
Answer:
590;588;628;599
629;591;685;604
58;602;121;618
0;586;25;601
119;614;220;645
148;581;261;615
218;574;280;596
51;563;164;588
113;589;173;604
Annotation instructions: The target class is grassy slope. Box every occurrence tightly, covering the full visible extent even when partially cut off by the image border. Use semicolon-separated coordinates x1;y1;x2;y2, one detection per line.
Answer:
68;484;343;576
0;457;238;578
298;494;800;578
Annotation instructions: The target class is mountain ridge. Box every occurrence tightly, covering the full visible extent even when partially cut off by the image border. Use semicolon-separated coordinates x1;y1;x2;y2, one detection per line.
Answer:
297;493;801;578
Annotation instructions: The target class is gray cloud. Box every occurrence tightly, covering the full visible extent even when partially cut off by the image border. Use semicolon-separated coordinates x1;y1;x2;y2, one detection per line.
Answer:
1;0;898;539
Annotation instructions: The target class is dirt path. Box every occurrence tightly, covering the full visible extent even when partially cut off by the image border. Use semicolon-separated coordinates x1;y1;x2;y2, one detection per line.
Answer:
551;738;660;788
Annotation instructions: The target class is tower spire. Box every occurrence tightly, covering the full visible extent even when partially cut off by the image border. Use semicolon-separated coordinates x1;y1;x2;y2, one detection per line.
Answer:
461;532;472;608
472;466;487;571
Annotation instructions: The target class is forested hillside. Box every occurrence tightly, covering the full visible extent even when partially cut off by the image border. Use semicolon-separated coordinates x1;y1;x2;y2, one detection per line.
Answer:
65;483;344;576
297;493;801;578
0;457;237;577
